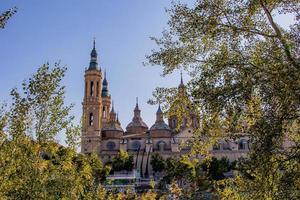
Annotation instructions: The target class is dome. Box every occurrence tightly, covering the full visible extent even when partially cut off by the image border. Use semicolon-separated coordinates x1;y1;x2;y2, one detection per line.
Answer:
126;120;148;130
150;104;170;131
126;99;148;132
150;121;170;131
102;103;122;132
102;123;123;132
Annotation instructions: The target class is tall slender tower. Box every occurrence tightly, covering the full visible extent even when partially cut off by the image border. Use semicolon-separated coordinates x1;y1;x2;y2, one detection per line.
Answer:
81;40;103;154
101;71;111;126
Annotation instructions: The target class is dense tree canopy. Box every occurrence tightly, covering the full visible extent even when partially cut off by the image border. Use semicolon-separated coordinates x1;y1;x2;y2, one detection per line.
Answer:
0;64;110;199
147;0;300;199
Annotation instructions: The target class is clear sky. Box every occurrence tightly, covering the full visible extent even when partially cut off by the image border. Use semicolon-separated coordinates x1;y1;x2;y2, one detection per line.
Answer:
0;0;194;144
0;1;294;144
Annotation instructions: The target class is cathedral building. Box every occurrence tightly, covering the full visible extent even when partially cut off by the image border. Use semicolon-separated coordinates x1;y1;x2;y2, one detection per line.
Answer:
81;41;250;176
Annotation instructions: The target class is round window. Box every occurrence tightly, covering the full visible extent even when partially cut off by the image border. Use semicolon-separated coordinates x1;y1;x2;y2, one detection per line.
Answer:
132;141;141;150
106;141;116;150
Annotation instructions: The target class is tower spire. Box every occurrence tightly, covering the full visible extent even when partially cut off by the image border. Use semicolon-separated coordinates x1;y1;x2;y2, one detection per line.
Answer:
180;71;183;85
111;100;115;112
156;104;163;122
117;112;121;125
157;104;162;113
88;38;99;70
109;100;117;122
101;69;109;97
103;69;108;85
135;97;139;109
178;71;185;88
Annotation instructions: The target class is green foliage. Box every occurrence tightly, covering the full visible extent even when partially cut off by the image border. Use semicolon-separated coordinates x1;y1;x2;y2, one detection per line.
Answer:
150;153;166;173
111;150;134;172
147;0;300;199
158;156;232;197
158;156;198;198
0;64;109;199
0;7;17;29
201;157;231;180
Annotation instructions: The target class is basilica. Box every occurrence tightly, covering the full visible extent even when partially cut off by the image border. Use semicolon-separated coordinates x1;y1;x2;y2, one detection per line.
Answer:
81;41;250;175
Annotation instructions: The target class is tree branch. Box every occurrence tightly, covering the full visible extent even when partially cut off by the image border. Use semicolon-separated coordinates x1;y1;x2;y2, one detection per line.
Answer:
259;0;299;69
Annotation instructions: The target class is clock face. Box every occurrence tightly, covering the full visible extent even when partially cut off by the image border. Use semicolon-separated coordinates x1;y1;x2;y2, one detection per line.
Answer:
106;141;116;150
132;141;141;150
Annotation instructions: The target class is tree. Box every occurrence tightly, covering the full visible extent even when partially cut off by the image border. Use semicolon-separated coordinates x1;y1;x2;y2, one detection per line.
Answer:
0;63;109;199
159;156;198;198
111;150;134;172
150;153;166;173
147;0;300;199
201;157;231;180
0;7;17;29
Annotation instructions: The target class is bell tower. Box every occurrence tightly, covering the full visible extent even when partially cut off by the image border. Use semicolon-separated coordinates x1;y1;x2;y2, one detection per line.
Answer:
81;40;103;154
101;71;111;126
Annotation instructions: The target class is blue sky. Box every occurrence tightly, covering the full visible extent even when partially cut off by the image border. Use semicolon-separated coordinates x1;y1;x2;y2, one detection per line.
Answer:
0;1;295;144
0;0;193;144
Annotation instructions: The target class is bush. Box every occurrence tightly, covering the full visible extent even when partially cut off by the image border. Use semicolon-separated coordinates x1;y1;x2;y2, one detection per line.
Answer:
150;153;166;173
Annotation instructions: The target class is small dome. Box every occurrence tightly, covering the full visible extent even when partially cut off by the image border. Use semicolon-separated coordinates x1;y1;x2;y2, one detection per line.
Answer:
150;121;170;131
126;98;148;132
126;120;148;130
150;104;170;131
102;123;123;132
89;61;99;70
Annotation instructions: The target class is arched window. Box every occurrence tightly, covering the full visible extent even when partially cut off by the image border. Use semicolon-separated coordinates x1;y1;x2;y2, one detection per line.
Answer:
157;141;166;151
238;139;248;150
103;106;106;118
96;81;99;97
89;113;94;126
172;119;176;128
90;81;94;96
